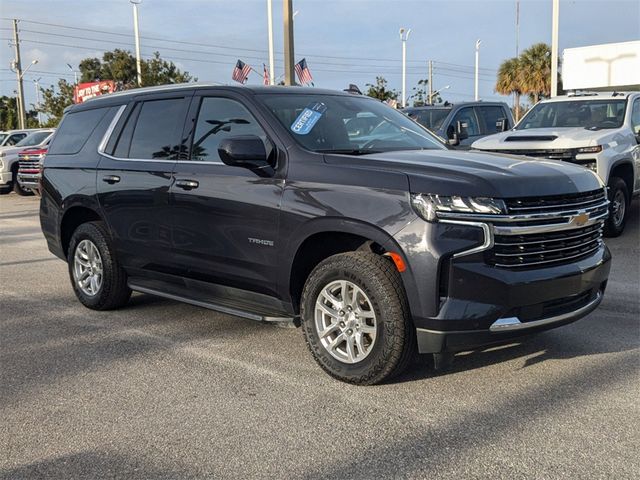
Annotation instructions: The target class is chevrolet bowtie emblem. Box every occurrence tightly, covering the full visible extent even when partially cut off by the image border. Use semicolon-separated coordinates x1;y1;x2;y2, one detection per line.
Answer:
571;212;590;227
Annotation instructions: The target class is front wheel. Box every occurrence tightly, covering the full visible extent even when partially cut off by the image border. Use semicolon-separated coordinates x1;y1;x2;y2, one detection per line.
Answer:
68;221;131;310
604;177;628;237
300;252;415;385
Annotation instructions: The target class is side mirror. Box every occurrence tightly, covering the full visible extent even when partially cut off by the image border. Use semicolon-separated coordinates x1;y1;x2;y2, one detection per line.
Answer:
218;135;271;169
635;132;640;145
496;118;509;132
456;120;469;140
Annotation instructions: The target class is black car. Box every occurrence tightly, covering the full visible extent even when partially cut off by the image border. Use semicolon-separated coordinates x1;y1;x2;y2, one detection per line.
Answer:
403;101;514;148
40;85;610;385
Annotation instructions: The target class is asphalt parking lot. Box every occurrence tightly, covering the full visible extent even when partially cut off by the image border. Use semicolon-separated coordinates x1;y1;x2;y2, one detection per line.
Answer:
1;193;638;479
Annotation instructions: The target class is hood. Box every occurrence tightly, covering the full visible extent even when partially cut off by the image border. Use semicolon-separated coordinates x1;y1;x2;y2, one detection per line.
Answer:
326;149;603;198
472;127;616;150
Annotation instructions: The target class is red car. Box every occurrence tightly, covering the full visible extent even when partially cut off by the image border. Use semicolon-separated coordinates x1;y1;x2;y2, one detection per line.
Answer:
17;147;47;194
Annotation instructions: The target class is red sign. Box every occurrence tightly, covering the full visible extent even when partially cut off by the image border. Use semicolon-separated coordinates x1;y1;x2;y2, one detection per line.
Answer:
74;80;116;103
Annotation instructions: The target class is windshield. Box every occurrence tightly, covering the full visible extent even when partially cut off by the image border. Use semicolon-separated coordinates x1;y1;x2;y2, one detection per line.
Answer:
16;131;51;147
259;94;445;154
517;99;626;130
406;109;450;131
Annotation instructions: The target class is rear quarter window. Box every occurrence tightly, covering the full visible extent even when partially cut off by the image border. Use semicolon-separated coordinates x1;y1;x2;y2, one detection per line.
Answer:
48;107;111;155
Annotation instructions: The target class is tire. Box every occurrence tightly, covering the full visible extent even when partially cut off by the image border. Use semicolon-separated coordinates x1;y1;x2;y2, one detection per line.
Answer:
604;177;629;237
300;252;415;385
0;186;10;195
67;221;131;310
11;165;34;196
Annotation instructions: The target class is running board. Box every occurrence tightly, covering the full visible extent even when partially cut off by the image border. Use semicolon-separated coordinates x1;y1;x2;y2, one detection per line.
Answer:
128;283;295;323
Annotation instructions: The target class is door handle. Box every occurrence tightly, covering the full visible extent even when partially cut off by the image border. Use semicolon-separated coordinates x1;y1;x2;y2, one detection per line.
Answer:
102;175;121;184
175;179;199;190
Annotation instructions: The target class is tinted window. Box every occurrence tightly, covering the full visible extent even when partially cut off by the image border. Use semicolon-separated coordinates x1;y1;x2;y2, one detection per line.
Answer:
631;98;640;135
517;99;626;130
409;109;450;131
191;97;267;162
16;131;51;147
476;106;509;134
450;107;480;137
5;133;27;146
49;108;110;154
128;99;185;159
112;103;141;158
261;94;444;153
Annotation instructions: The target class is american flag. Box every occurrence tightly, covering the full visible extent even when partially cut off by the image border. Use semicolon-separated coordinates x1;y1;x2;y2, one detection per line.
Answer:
263;64;270;86
295;58;313;85
232;60;252;84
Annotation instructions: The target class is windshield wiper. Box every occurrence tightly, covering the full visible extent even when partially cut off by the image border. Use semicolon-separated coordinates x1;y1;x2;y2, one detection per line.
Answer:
316;149;383;155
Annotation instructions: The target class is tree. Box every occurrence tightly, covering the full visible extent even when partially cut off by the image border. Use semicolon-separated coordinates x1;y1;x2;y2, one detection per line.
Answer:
519;43;552;104
365;77;398;102
39;49;196;125
495;57;523;121
0;96;39;130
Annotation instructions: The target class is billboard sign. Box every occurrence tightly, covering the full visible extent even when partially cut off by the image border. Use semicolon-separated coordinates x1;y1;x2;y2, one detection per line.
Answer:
74;80;116;103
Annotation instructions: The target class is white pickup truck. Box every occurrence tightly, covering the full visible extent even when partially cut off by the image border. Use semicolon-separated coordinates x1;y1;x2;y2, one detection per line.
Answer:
472;92;640;236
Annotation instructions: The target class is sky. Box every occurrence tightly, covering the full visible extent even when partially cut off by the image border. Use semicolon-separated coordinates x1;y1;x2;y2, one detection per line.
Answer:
1;0;639;112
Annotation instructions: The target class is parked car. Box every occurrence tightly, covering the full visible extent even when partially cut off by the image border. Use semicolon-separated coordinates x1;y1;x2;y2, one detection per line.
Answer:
0;128;40;148
0;129;55;195
472;92;640;236
403;101;514;148
40;85;610;385
17;147;48;194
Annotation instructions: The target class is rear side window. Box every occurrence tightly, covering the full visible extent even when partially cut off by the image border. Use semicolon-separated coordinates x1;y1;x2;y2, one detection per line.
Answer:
5;133;26;146
122;98;185;159
48;107;110;155
476;106;510;134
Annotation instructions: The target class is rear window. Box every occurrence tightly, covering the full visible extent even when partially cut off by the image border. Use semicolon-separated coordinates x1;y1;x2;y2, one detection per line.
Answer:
48;107;110;155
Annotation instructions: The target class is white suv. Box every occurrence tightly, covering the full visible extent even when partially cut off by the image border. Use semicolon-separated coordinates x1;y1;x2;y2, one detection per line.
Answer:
472;92;640;236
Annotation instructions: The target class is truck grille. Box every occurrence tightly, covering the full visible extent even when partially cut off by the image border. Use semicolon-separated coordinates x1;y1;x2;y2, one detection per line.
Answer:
487;189;608;269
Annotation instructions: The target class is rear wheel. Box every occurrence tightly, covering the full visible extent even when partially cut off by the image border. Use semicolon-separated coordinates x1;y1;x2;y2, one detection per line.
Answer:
604;177;628;237
68;221;131;310
300;252;415;385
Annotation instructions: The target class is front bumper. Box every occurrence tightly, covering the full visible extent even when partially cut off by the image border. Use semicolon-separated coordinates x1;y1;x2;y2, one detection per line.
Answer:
415;245;611;353
0;170;12;187
17;172;40;189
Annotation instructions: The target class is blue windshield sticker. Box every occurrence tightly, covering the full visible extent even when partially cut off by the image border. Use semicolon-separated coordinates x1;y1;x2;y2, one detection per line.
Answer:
291;102;327;135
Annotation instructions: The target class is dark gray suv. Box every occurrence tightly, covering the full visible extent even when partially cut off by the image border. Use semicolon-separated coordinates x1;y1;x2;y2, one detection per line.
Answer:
41;85;610;385
404;101;514;148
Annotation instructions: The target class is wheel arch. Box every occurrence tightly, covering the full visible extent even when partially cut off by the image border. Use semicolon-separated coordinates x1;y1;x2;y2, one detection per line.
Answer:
60;205;104;257
284;218;414;315
610;159;635;203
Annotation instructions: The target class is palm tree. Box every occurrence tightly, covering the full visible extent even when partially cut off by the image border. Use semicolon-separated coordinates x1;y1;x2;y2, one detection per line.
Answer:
496;57;523;121
519;43;552;104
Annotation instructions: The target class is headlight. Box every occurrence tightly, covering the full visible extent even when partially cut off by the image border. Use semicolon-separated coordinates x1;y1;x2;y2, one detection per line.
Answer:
576;160;598;172
577;145;602;154
411;194;506;221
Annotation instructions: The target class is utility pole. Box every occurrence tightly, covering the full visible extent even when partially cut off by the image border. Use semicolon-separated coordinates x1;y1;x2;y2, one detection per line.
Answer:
283;0;295;86
12;19;26;130
475;39;482;101
515;0;520;56
428;60;433;104
267;0;275;85
550;0;559;97
399;28;411;108
34;78;42;126
131;0;143;87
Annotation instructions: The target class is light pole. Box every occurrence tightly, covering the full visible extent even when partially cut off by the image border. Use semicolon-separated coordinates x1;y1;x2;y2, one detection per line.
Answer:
66;63;78;85
429;85;450;104
267;0;275;85
33;77;42;126
399;28;411;108
474;39;482;101
550;0;559;97
283;0;295;86
131;0;143;87
11;58;38;129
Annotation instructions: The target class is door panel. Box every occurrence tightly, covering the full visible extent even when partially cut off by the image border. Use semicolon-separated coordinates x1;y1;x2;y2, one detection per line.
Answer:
96;94;191;272
169;94;284;297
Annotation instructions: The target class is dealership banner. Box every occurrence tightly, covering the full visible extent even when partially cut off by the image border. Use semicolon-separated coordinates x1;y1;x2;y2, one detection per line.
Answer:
73;80;116;103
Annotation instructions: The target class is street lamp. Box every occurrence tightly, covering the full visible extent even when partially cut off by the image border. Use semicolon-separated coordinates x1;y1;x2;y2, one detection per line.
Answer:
17;59;38;80
429;84;450;104
33;77;42;126
66;63;78;84
475;39;482;101
131;0;143;87
399;27;411;108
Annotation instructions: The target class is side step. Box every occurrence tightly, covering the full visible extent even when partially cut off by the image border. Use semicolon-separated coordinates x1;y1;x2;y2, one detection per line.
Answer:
128;283;295;324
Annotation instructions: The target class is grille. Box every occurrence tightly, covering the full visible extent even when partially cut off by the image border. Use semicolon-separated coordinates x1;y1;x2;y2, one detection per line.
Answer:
486;188;608;269
18;157;42;175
